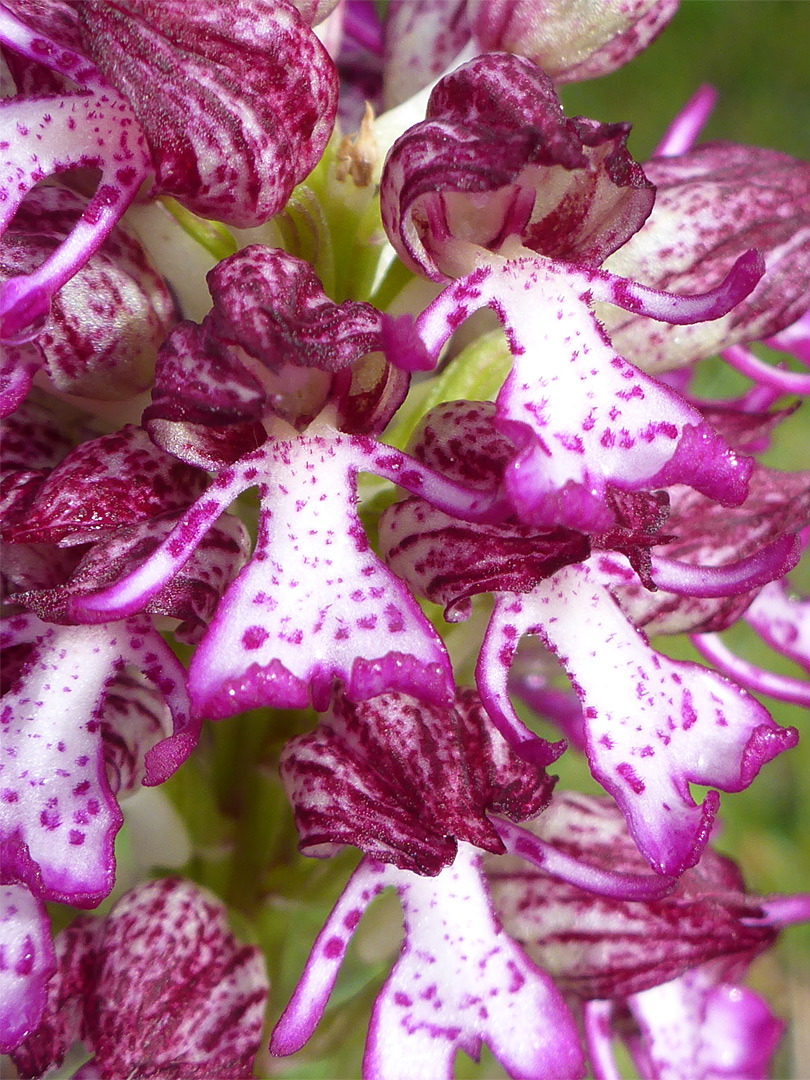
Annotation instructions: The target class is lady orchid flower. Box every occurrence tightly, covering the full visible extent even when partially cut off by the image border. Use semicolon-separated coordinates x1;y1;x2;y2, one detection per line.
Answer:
68;247;511;718
272;688;678;1078
378;54;779;535
0;0;338;343
379;401;801;874
0;2;809;1077
487;791;810;1080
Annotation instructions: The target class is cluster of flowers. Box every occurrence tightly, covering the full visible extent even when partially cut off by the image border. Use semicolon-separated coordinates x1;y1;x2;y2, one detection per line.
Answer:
2;1;810;1076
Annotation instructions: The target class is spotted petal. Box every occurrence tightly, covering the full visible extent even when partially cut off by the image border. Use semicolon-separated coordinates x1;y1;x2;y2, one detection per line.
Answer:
0;3;150;344
3;425;206;546
11;878;269;1080
6;914;98;1075
388;258;757;531
73;417;502;714
271;847;585;1080
477;564;798;874
187;430;455;716
0;613;193;902
0;883;55;1054
0;186;175;406
381;0;470;110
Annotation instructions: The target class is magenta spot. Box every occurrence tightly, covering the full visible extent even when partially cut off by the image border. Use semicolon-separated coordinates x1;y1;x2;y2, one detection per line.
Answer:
616;762;646;794
40;808;60;830
343;909;362;931
2;789;19;803
394;992;412;1007
69;830;85;846
681;690;698;730
323;936;344;960
242;626;269;650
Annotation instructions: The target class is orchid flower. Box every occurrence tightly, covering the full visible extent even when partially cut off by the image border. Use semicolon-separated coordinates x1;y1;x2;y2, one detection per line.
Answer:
67;247;512;719
0;0;338;343
0;2;808;1076
272;689;676;1078
379;400;801;874
378;53;780;534
486;791;810;1080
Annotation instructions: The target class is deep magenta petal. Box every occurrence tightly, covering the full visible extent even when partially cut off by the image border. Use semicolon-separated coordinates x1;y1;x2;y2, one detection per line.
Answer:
206;246;384;372
380;53;653;279
3;426;206;546
610;464;810;636
78;0;338;227
281;688;553;875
